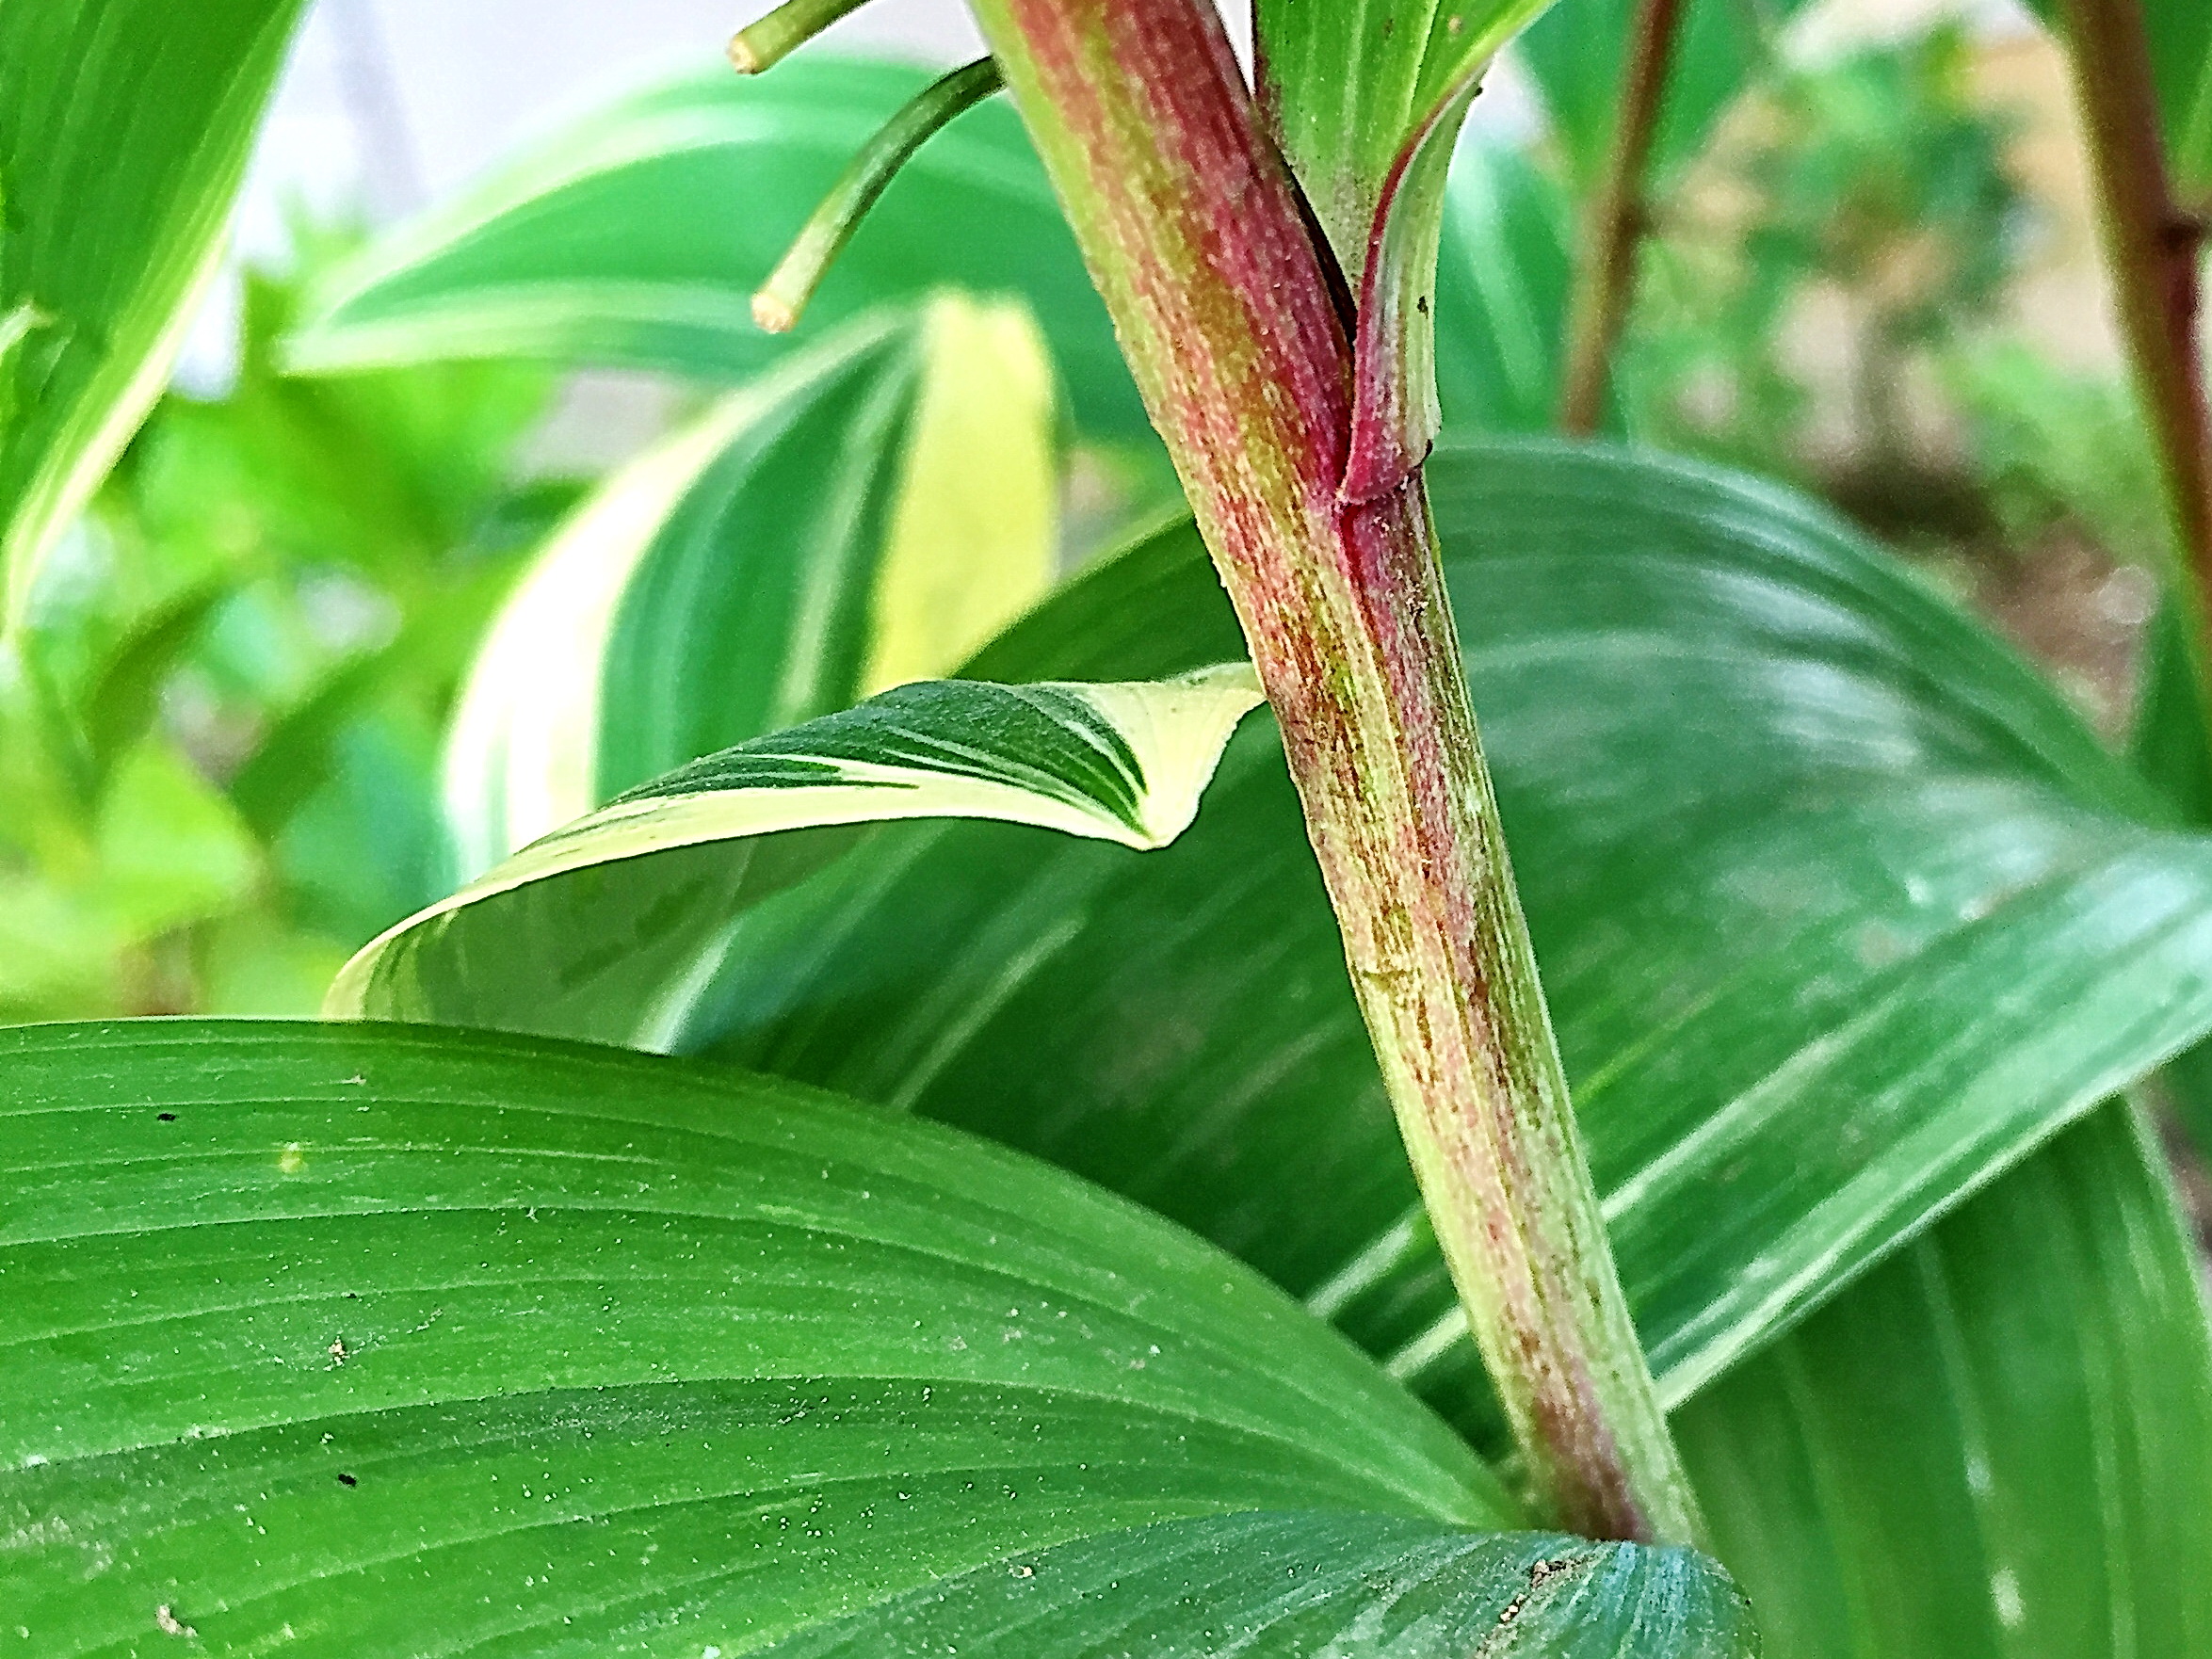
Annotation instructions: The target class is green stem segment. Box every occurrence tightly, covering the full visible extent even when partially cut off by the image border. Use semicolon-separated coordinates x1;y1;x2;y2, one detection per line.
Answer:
755;56;1006;332
729;0;874;74
959;0;1702;1544
2055;0;2212;732
1558;0;1687;435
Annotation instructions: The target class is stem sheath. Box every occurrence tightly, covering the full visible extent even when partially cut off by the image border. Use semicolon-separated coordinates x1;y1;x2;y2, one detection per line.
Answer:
1558;0;1687;435
961;0;1702;1543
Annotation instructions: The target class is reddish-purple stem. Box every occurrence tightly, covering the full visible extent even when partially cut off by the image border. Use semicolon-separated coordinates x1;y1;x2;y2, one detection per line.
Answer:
964;0;1702;1542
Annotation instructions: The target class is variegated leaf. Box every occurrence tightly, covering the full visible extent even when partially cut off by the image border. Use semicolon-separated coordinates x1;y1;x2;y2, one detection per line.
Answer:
331;667;1265;1044
444;298;1059;876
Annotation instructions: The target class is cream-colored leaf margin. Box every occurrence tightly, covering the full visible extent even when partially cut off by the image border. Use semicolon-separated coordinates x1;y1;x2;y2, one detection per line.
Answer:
330;665;1264;1018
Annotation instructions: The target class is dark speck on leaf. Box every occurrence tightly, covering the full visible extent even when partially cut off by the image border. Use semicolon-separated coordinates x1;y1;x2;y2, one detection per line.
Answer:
337;1472;359;1487
156;1112;175;1121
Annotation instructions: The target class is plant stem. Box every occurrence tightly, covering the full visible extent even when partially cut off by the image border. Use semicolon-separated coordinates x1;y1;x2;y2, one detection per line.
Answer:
755;56;1006;332
1558;0;1687;435
2056;0;2212;720
960;0;1703;1545
729;0;872;74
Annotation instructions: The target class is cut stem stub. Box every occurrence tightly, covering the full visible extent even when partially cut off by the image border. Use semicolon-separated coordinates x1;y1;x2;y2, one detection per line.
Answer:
753;56;1006;333
729;0;874;74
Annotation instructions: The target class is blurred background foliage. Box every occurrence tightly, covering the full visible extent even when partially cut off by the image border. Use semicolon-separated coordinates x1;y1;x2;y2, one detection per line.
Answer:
1;1;2189;1021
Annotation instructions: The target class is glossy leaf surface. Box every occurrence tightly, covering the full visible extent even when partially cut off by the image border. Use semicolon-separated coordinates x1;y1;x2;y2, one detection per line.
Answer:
333;667;1265;1043
287;57;1147;440
0;0;307;628
654;442;2212;1406
1254;0;1556;497
444;298;1058;874
1682;1102;2212;1659
762;1513;1755;1658
1252;0;1550;265
0;1020;1766;1656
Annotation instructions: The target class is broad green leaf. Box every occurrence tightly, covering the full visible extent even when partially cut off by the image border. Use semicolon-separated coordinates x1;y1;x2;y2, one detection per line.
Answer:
0;0;307;631
444;298;1058;876
331;667;1266;1043
625;440;2212;1653
761;1512;1754;1658
1685;1100;2212;1659
655;442;2205;1408
287;56;1148;443
0;1018;1581;1654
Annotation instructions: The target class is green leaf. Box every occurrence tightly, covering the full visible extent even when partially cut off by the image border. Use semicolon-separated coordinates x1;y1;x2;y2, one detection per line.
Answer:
444;298;1059;876
1684;1100;2212;1659
1519;0;1814;196
0;0;308;631
286;56;1149;443
619;439;2212;1652
1252;1;1550;266
760;1513;1755;1658
2131;590;2212;827
2156;0;2212;203
0;1020;1751;1656
331;667;1266;1043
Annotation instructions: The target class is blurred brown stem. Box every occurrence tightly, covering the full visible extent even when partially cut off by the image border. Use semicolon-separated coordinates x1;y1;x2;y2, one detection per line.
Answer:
2056;0;2212;717
1558;0;1687;435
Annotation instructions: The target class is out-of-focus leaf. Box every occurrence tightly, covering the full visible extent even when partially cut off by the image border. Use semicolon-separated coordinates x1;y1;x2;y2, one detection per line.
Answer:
2132;592;2212;827
2155;0;2212;203
444;298;1059;876
331;667;1265;1044
89;740;259;941
1433;137;1584;435
276;708;455;947
1;1019;1630;1655
0;0;307;629
288;57;1147;442
1520;0;1815;196
0;740;259;1019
